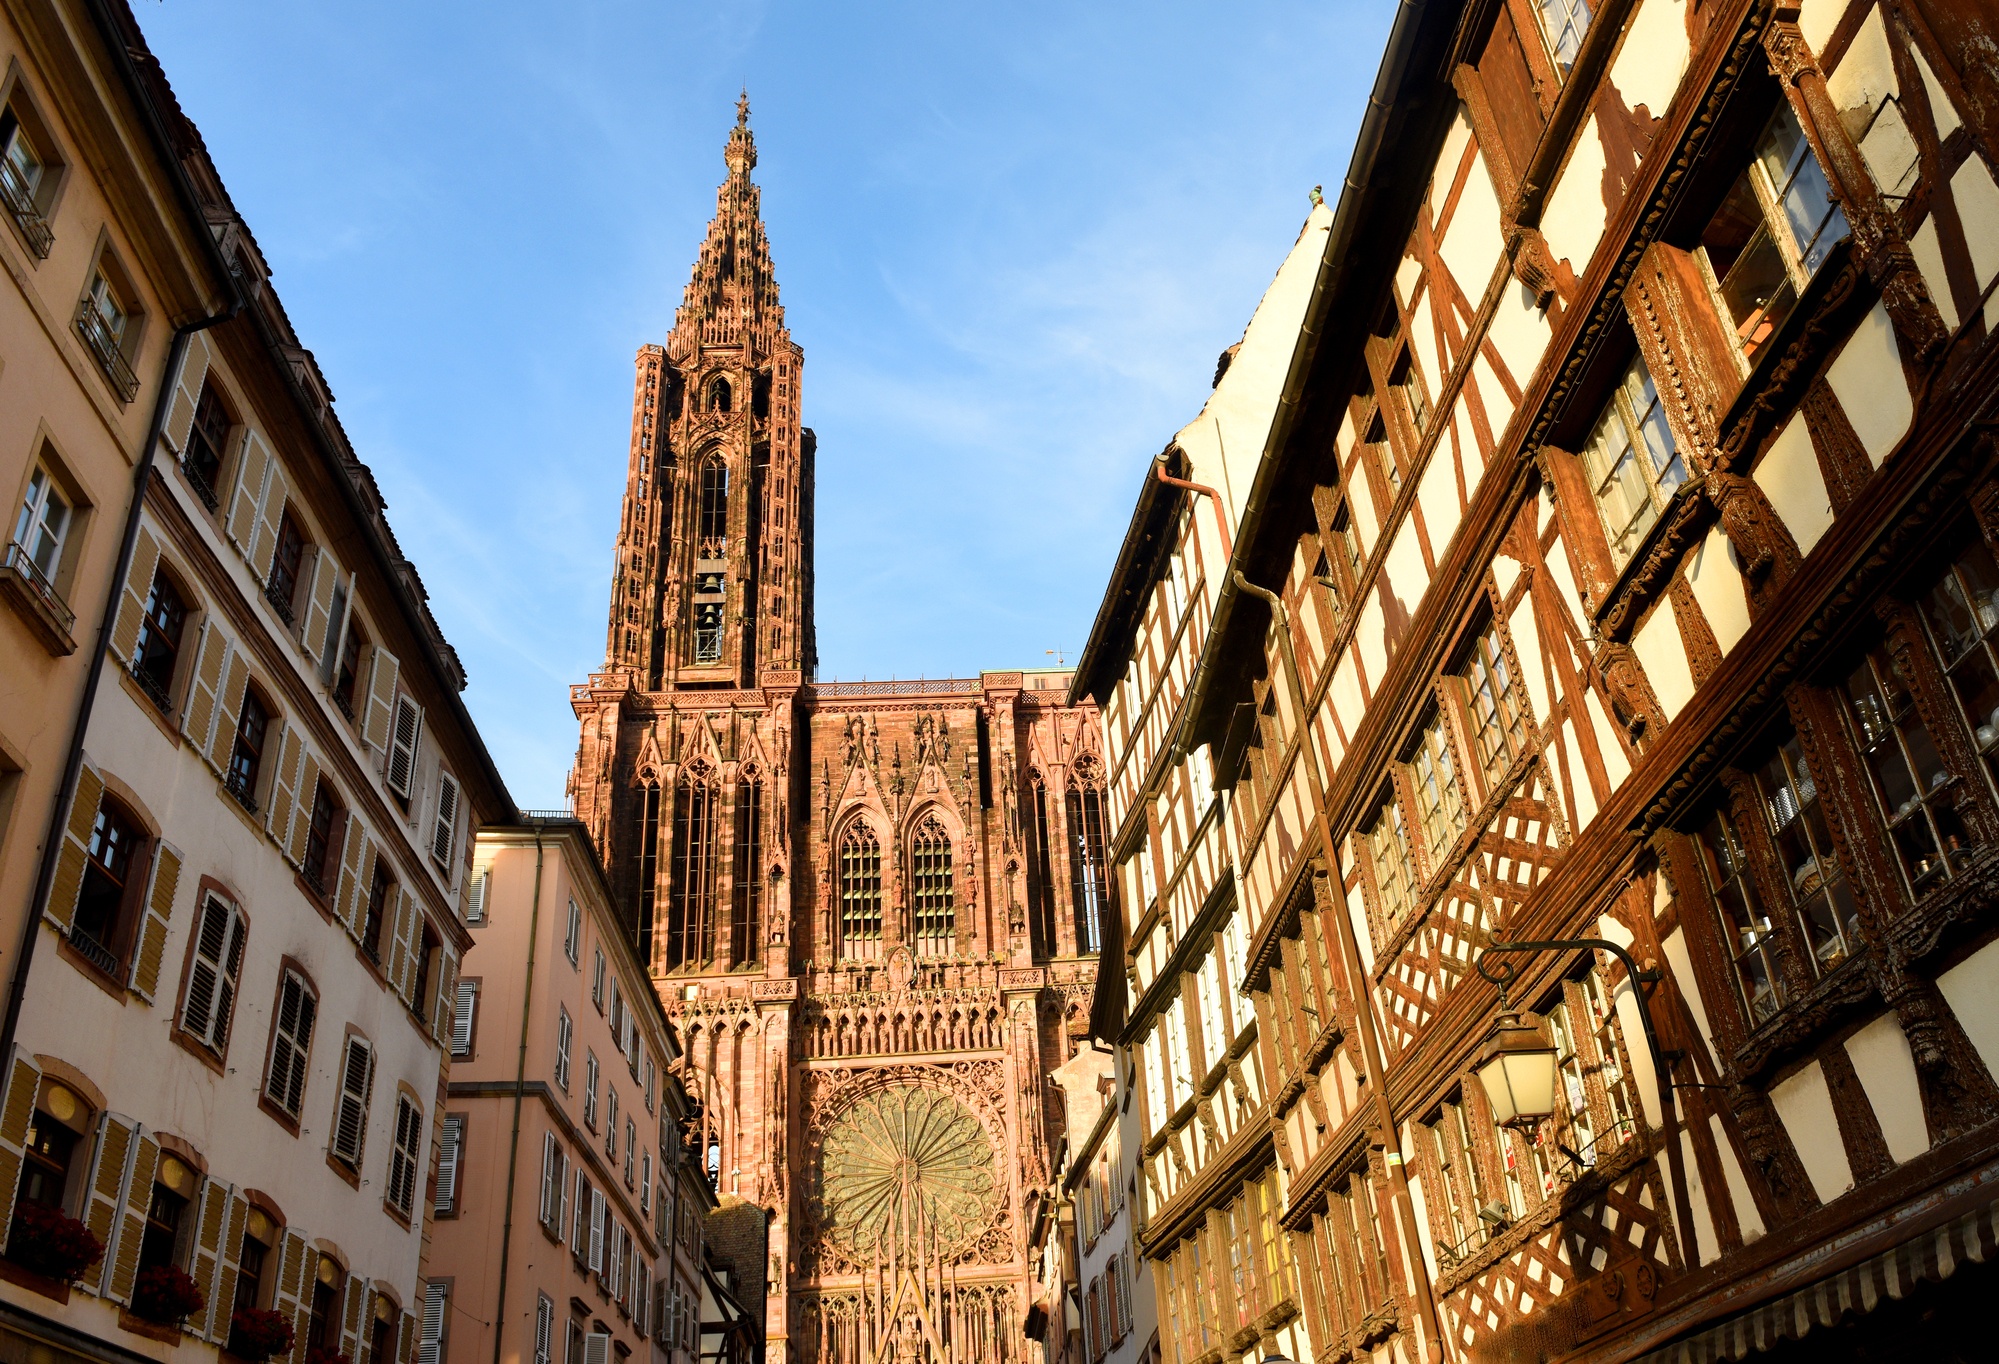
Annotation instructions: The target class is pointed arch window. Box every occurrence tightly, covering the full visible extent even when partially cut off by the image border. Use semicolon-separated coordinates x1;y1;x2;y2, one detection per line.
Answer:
636;778;662;964
730;775;763;967
668;766;718;968
909;815;955;958
698;458;729;548
837;822;883;960
708;377;732;414
1029;771;1058;953
1066;772;1109;955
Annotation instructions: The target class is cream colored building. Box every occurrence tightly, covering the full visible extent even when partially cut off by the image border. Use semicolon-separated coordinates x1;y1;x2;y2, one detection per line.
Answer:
0;4;512;1364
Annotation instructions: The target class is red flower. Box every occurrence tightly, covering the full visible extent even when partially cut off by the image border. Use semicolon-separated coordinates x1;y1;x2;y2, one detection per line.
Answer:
231;1307;297;1361
306;1346;353;1364
130;1262;206;1325
7;1202;105;1284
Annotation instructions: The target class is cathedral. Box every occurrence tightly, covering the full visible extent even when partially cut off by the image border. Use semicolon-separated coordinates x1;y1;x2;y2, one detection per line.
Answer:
565;99;1108;1363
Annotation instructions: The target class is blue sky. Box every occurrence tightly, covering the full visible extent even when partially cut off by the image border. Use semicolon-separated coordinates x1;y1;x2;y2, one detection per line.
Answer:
134;1;1389;808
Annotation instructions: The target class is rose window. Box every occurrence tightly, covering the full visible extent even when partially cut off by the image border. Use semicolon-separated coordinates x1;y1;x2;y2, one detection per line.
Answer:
816;1085;998;1258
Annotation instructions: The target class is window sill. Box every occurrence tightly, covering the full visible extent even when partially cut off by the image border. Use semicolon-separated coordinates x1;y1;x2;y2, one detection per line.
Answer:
324;1151;361;1190
0;1256;72;1303
381;1198;412;1231
117;667;183;747
52;930;130;1002
255;1091;302;1139
116;1309;184;1345
215;777;267;838
168;1023;228;1077
0;560;77;656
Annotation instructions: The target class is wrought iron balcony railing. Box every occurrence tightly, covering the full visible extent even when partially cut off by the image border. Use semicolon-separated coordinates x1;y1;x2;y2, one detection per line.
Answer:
3;539;75;634
0;158;52;259
74;298;138;403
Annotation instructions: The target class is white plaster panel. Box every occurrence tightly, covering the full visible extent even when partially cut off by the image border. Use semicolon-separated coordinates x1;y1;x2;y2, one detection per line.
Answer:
1562;718;1598;831
1914;46;1961;140
1473;351;1515;449
1543;530;1590;633
1680;1129;1723;1265
1435;106;1474;218
1543;114;1609;273
1417;405;1465;556
1950;153;1999;331
1381;519;1428;639
1911;215;1960;330
1711;1113;1766;1243
1686;526;1751;655
1351;469;1381;553
1358;593;1387;696
1859;99;1921;199
1937;939;1999;1080
1844;1012;1932;1164
1754;412;1835;555
1798;0;1846;52
1397;251;1424;308
1632;601;1697;721
1768;1061;1856;1202
1486;278;1553;393
1609;0;1691;120
1507;593;1551;723
1439;141;1505;311
1584;686;1632;795
1826;8;1898;120
1346;879;1375;974
1329;655;1363;742
1661;927;1720;1072
1492;551;1522;600
1825;302;1913;465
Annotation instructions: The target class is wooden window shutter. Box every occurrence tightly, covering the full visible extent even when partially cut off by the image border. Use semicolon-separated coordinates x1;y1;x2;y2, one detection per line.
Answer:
417;1282;448;1364
104;1128;160;1304
187;1176;231;1336
181;895;245;1048
0;1051;44;1252
206;647;253;771
362;647;402;754
225;428;273;552
332;819;372;940
286;751;322;867
300;545;342;662
388;1098;421;1216
180;620;231;754
386;696;423;798
435;1114;464;1214
266;971;317;1117
129;840;183;1002
269;1230;312;1362
331;1036;374;1165
465;867;488;923
250;463;291;581
397;1308;419;1364
108;526;160;664
45;760;104;931
452;980;477;1057
161;332;211;455
589;1187;605;1272
338;1273;368;1363
533;1294;553;1364
431;947;459;1044
431;772;460;868
266;723;305;847
287;1246;320;1364
1624;242;1746;466
79;1110;134;1293
388;887;419;1000
206;1189;251;1341
538;1133;559;1226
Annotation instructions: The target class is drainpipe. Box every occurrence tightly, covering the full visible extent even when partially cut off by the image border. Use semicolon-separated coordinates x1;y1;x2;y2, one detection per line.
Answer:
2;303;240;1070
492;825;547;1364
1154;459;1232;562
1233;570;1447;1364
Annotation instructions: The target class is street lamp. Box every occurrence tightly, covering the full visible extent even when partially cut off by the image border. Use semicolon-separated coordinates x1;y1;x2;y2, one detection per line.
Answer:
1472;1007;1558;1127
1473;935;1700;1265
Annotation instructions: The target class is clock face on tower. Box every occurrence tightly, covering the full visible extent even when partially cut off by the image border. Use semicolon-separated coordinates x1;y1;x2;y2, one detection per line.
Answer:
815;1083;1000;1262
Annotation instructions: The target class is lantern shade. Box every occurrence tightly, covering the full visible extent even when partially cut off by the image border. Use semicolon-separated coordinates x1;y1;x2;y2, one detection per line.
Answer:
1474;1011;1558;1125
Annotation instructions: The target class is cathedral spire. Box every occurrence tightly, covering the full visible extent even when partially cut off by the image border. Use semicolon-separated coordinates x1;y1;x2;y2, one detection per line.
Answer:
674;93;781;353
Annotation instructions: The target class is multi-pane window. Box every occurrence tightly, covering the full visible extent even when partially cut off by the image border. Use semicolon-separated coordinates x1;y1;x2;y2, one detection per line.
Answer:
908;814;955;957
268;509;307;623
1363;797;1418;932
1694;809;1785;1022
0;104;50;250
72;797;142;969
838;822;883;959
1462;621;1528;785
265;970;317;1119
1698;103;1848;361
1582;352;1685;569
226;687;271;811
1755;737;1862;975
12;465;71;587
1842;648;1965;893
1409;716;1466;858
132;568;188;712
1390;349;1428;438
304;782;342;897
1535;0;1593;69
1365;411;1399;496
183;381;232;508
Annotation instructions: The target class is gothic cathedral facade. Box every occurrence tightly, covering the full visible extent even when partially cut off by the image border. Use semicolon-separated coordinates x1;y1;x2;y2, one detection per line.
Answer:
566;102;1109;1364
